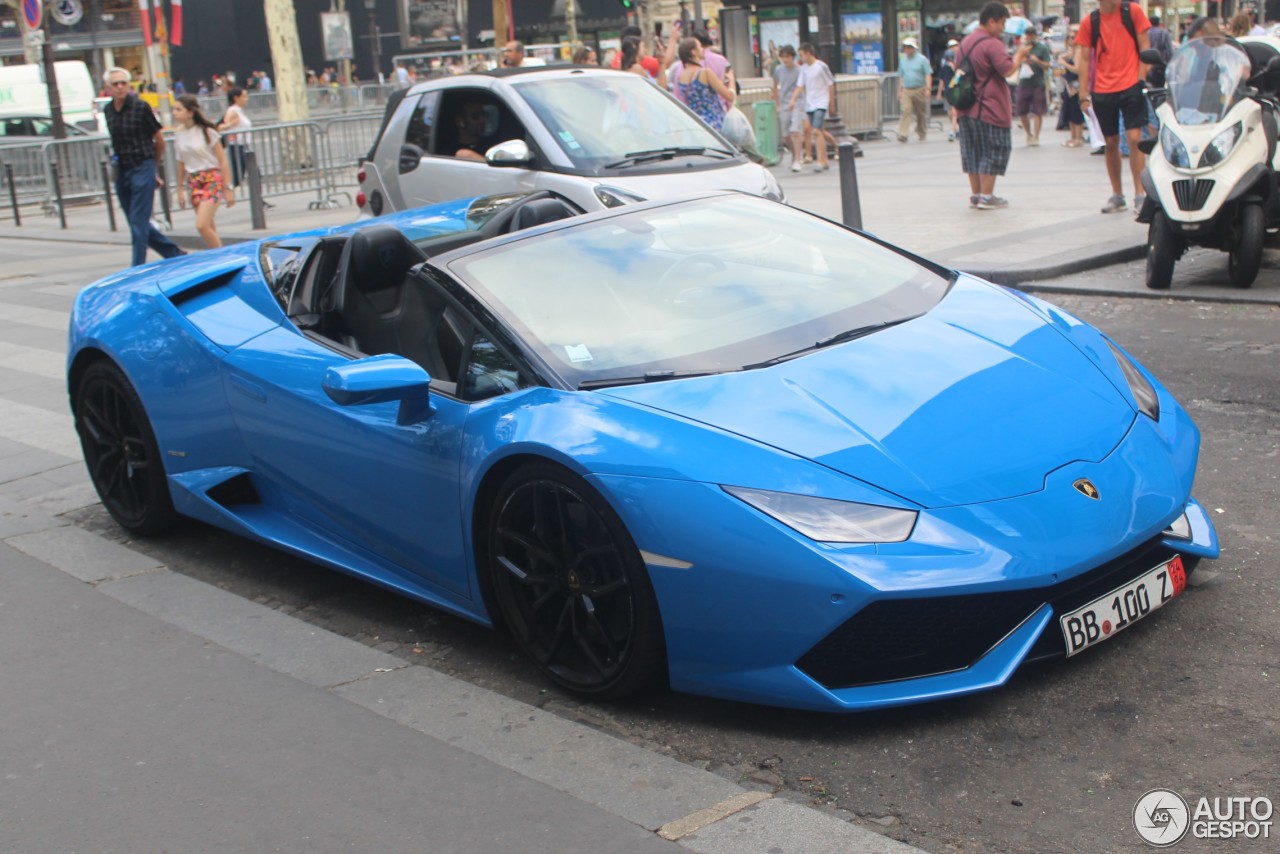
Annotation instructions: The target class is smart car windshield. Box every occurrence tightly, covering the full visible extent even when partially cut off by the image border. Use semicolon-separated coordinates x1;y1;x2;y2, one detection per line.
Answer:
1166;37;1252;125
447;195;950;388
512;74;734;174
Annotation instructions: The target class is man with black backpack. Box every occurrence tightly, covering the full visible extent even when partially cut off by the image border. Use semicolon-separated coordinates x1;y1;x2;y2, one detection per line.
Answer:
1075;0;1153;214
955;2;1015;210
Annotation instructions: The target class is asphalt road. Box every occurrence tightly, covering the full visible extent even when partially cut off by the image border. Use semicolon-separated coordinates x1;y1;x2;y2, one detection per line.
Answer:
16;237;1278;853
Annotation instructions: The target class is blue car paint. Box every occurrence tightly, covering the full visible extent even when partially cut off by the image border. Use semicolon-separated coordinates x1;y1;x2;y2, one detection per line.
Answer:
67;194;1220;712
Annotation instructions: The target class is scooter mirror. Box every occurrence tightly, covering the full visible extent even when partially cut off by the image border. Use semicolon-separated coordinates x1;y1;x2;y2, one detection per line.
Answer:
1139;48;1165;66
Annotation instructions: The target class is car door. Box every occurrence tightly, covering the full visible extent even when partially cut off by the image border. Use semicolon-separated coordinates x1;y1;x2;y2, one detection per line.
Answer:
400;86;540;207
220;322;473;599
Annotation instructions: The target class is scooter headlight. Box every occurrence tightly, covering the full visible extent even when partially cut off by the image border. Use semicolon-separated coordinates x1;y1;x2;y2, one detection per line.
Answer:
1160;126;1191;168
1198;122;1242;167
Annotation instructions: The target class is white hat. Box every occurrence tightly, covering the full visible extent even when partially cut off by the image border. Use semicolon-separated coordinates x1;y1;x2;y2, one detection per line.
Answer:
902;38;918;48
947;38;959;46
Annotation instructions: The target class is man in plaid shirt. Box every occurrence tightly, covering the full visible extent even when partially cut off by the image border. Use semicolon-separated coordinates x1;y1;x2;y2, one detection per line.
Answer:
103;67;184;266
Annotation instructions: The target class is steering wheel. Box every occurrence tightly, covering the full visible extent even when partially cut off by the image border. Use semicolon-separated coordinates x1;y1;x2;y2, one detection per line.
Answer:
657;253;730;303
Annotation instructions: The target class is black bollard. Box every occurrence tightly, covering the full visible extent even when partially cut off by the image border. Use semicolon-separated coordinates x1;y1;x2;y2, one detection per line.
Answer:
245;150;267;230
101;159;117;232
4;162;19;226
50;162;67;229
838;142;863;231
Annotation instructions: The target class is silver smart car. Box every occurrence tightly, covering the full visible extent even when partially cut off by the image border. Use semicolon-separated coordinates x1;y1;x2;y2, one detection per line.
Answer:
357;66;783;216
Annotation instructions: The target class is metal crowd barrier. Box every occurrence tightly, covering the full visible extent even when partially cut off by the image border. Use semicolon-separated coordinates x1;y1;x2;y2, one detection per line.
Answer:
319;114;385;204
42;137;114;212
0;143;48;208
833;77;884;137
196;85;397;124
880;72;903;123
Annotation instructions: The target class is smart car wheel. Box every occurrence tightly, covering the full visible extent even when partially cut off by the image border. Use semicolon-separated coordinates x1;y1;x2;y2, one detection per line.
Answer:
1228;203;1263;289
73;361;177;536
487;462;666;699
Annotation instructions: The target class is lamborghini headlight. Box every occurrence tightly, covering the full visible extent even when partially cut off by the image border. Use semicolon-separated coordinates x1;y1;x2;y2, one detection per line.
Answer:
1198;122;1242;167
723;486;917;543
1107;340;1161;421
1160;126;1191;168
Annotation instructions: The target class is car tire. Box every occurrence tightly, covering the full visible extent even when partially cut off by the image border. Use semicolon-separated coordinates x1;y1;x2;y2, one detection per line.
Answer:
1228;203;1263;289
486;461;666;700
73;361;178;536
1145;209;1178;291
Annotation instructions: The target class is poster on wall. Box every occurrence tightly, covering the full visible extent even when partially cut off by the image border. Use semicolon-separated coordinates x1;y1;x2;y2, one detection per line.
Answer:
897;0;922;53
841;12;883;75
403;0;460;49
759;19;801;78
321;11;354;61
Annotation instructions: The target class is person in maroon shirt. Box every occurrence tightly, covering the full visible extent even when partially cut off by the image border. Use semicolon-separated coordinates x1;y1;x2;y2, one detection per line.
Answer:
957;3;1015;210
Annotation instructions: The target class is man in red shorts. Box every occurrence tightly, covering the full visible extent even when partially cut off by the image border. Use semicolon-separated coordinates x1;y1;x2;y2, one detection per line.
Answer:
1075;0;1152;214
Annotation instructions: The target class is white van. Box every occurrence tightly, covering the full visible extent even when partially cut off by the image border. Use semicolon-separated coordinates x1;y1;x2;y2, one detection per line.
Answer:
0;61;102;135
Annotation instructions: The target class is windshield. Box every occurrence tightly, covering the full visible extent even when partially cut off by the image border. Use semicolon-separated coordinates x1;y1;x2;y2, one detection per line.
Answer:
512;74;733;174
448;195;949;388
1166;37;1252;125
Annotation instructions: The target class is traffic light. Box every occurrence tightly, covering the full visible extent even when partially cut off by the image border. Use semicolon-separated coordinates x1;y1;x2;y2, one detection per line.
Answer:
618;0;634;8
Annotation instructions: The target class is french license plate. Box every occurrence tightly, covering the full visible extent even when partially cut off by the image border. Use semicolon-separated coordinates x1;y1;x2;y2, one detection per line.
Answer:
1060;555;1187;657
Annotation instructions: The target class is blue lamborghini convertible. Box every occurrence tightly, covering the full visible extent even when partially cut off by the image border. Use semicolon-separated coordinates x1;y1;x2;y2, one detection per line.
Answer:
67;191;1220;712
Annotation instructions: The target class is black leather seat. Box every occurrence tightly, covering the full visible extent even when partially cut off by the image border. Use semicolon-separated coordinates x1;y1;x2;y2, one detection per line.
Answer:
508;197;577;232
328;226;455;375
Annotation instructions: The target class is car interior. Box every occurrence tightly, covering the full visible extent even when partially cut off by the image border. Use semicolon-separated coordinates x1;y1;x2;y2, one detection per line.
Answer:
432;90;531;160
282;192;580;398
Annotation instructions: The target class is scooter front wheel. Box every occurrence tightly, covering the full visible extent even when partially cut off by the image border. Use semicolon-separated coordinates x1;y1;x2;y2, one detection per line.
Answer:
1228;203;1263;289
1146;210;1178;290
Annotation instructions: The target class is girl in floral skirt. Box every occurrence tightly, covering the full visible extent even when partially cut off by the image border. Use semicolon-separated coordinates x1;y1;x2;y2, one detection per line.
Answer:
172;94;234;248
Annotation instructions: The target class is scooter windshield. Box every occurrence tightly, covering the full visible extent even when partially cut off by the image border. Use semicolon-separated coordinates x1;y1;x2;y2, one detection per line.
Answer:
1165;37;1252;125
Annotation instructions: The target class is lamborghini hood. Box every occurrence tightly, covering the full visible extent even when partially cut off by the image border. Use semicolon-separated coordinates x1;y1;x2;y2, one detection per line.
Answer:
598;280;1136;508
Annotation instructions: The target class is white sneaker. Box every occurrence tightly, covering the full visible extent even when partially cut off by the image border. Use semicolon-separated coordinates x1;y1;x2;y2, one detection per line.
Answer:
790;162;802;172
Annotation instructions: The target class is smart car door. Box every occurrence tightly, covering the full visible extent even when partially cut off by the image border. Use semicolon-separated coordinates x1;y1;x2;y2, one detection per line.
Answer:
402;87;540;207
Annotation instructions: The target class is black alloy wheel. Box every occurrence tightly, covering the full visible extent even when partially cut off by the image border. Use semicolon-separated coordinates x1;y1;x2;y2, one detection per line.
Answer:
1145;209;1178;291
1228;203;1263;289
73;361;177;536
487;462;666;699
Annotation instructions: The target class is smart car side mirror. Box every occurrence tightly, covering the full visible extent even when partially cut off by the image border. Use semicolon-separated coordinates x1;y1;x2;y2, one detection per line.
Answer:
1139;48;1165;67
486;139;534;167
322;354;433;425
399;144;424;174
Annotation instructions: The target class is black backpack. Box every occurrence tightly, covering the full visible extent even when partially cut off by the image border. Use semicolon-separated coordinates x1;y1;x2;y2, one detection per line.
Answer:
945;34;994;110
1091;0;1139;51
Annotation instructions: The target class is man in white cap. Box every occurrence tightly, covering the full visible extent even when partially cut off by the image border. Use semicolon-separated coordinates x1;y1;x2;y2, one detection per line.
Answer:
896;37;933;142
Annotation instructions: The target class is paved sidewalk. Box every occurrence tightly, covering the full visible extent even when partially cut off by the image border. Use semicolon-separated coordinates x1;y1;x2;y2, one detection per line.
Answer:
4;121;1276;304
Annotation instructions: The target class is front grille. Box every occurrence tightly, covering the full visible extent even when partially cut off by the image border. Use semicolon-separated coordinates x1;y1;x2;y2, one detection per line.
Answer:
1172;178;1214;211
796;536;1172;690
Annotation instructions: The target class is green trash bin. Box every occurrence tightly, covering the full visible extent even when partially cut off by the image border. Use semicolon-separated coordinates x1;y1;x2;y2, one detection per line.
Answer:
750;99;781;166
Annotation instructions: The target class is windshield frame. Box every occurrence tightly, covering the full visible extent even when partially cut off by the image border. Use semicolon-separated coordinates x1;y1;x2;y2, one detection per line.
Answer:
509;72;746;178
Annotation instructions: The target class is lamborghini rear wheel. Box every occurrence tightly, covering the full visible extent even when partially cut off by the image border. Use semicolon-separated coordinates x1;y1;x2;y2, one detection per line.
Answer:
73;361;177;536
487;462;666;700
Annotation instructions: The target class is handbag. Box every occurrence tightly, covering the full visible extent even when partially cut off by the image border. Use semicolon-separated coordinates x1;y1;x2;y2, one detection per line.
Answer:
720;105;756;149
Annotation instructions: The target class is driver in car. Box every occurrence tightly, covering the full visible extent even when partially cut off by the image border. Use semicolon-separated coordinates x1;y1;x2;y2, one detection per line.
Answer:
455;101;500;161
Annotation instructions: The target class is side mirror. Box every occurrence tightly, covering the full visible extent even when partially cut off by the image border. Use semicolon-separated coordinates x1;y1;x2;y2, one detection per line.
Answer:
485;139;534;167
399;143;424;174
1139;48;1166;67
322;354;433;425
